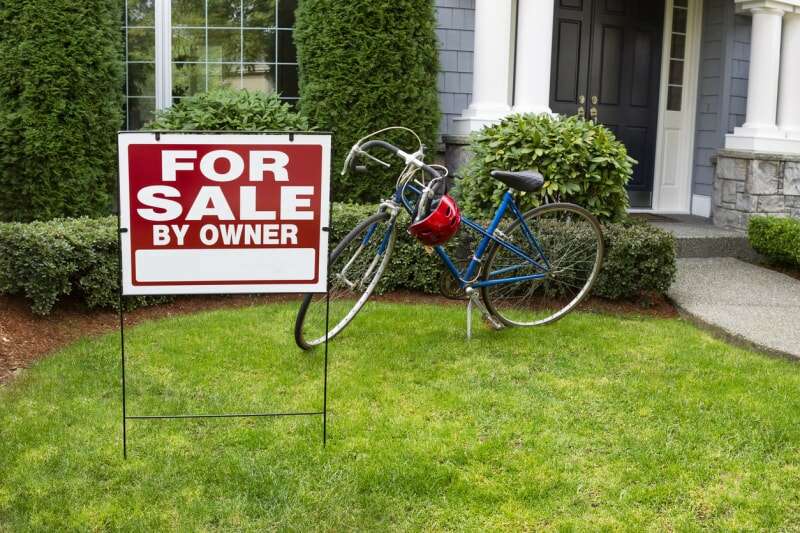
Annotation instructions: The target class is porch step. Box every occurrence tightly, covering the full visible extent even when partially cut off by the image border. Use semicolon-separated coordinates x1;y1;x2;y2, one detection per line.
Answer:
642;215;761;260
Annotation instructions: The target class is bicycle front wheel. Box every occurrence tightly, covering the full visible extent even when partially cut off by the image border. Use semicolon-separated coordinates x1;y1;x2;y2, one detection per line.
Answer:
294;211;396;350
481;203;604;327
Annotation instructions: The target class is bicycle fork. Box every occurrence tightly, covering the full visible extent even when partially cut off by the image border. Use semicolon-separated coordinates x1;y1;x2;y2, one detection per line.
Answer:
337;203;399;290
338;246;381;290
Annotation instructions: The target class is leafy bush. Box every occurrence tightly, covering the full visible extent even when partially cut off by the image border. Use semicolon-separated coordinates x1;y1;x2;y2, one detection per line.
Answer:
0;207;675;315
146;88;310;131
593;220;677;299
457;114;635;222
295;0;440;203
330;204;675;300
748;216;800;267
0;0;123;222
0;217;162;315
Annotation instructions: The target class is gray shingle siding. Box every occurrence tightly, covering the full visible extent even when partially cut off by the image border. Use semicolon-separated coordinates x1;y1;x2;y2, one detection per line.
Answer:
728;15;750;133
435;0;474;136
691;0;750;198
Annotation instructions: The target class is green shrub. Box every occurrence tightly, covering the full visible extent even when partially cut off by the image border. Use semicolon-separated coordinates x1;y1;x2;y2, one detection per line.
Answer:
146;88;310;131
748;216;800;267
457;114;635;222
593;220;677;299
0;0;123;222
295;0;440;203
0;217;163;315
0;207;675;315
330;204;675;300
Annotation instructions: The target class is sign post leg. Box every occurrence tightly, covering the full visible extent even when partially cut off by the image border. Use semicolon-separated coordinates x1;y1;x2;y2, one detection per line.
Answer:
120;300;128;459
118;223;128;460
323;285;330;446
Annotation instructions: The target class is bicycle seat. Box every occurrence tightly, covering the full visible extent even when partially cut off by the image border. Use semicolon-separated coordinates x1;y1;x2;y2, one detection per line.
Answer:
490;170;544;192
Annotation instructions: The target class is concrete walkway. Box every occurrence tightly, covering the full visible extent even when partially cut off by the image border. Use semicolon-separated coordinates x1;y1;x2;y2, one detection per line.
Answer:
669;258;800;358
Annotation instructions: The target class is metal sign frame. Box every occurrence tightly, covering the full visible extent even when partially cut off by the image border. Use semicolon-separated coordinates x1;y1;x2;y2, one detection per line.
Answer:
116;131;332;457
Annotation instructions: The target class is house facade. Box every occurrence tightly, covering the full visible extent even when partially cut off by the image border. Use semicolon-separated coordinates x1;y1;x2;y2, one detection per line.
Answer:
121;0;800;227
435;0;800;227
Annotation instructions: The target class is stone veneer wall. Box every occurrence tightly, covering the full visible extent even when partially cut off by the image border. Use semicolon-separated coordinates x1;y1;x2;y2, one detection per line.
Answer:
713;149;800;230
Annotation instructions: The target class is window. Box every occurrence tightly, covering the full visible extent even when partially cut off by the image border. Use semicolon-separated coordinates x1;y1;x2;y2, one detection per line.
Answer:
124;0;156;129
122;0;298;129
666;0;688;111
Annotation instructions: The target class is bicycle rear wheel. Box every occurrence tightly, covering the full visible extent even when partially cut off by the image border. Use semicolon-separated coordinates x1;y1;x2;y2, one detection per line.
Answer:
294;211;396;350
481;203;604;327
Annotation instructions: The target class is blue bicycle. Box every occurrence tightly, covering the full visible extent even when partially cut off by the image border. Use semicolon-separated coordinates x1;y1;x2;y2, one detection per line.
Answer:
295;128;604;349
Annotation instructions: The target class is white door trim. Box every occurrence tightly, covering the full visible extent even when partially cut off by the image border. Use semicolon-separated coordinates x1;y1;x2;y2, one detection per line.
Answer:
650;0;704;214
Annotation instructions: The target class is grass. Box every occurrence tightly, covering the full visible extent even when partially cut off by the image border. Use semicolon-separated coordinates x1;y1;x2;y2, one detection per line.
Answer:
2;302;800;531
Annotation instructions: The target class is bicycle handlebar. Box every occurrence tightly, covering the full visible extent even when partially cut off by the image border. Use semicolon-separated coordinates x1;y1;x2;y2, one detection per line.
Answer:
360;139;401;154
356;140;443;181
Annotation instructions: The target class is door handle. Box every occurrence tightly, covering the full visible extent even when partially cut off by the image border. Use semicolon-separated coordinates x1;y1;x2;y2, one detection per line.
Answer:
590;95;598;122
577;95;586;119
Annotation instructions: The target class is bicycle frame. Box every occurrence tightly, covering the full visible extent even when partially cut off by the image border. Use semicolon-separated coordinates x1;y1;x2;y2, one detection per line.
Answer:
391;183;551;290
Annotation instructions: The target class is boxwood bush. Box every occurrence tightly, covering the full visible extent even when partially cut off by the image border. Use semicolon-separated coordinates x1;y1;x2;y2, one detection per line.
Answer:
593;220;677;299
146;88;310;131
295;0;440;203
748;216;800;267
457;114;635;222
0;207;675;315
329;204;675;300
0;0;123;222
0;217;163;315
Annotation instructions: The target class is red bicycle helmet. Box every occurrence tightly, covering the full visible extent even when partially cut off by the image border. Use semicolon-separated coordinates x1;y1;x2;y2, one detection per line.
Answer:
408;194;461;246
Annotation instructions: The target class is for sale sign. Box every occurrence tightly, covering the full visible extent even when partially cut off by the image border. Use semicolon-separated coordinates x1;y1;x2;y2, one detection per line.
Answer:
118;133;331;295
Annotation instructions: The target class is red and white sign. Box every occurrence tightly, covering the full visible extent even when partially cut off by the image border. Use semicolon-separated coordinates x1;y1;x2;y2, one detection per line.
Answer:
118;133;331;295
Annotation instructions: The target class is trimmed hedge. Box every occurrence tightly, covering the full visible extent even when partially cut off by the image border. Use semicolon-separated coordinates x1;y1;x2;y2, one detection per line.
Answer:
0;206;676;315
146;89;310;131
748;216;800;267
0;217;162;315
329;205;675;299
295;0;440;203
593;220;677;299
0;0;123;222
457;114;635;222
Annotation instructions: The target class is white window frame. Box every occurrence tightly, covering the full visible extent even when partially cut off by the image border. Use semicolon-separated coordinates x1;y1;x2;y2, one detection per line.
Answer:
154;0;172;110
147;0;297;111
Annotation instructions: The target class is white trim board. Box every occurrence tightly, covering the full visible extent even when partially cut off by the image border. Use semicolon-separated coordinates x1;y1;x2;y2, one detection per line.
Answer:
691;194;712;217
652;0;704;214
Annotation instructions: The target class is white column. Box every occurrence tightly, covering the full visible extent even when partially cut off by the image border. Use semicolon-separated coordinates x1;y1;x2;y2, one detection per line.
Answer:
452;0;515;134
739;8;783;135
512;0;555;115
779;13;800;138
725;2;797;152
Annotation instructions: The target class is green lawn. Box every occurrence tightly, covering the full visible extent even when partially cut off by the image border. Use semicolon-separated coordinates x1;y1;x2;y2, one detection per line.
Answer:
2;302;800;531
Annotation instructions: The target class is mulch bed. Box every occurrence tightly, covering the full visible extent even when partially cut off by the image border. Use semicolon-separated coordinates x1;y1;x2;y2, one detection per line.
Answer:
0;292;676;386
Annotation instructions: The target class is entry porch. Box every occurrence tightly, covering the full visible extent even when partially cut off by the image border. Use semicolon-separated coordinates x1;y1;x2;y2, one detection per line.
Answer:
443;0;800;228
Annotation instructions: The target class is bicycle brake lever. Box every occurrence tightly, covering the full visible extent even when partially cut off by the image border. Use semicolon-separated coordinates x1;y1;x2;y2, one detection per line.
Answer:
341;144;358;176
359;150;391;168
